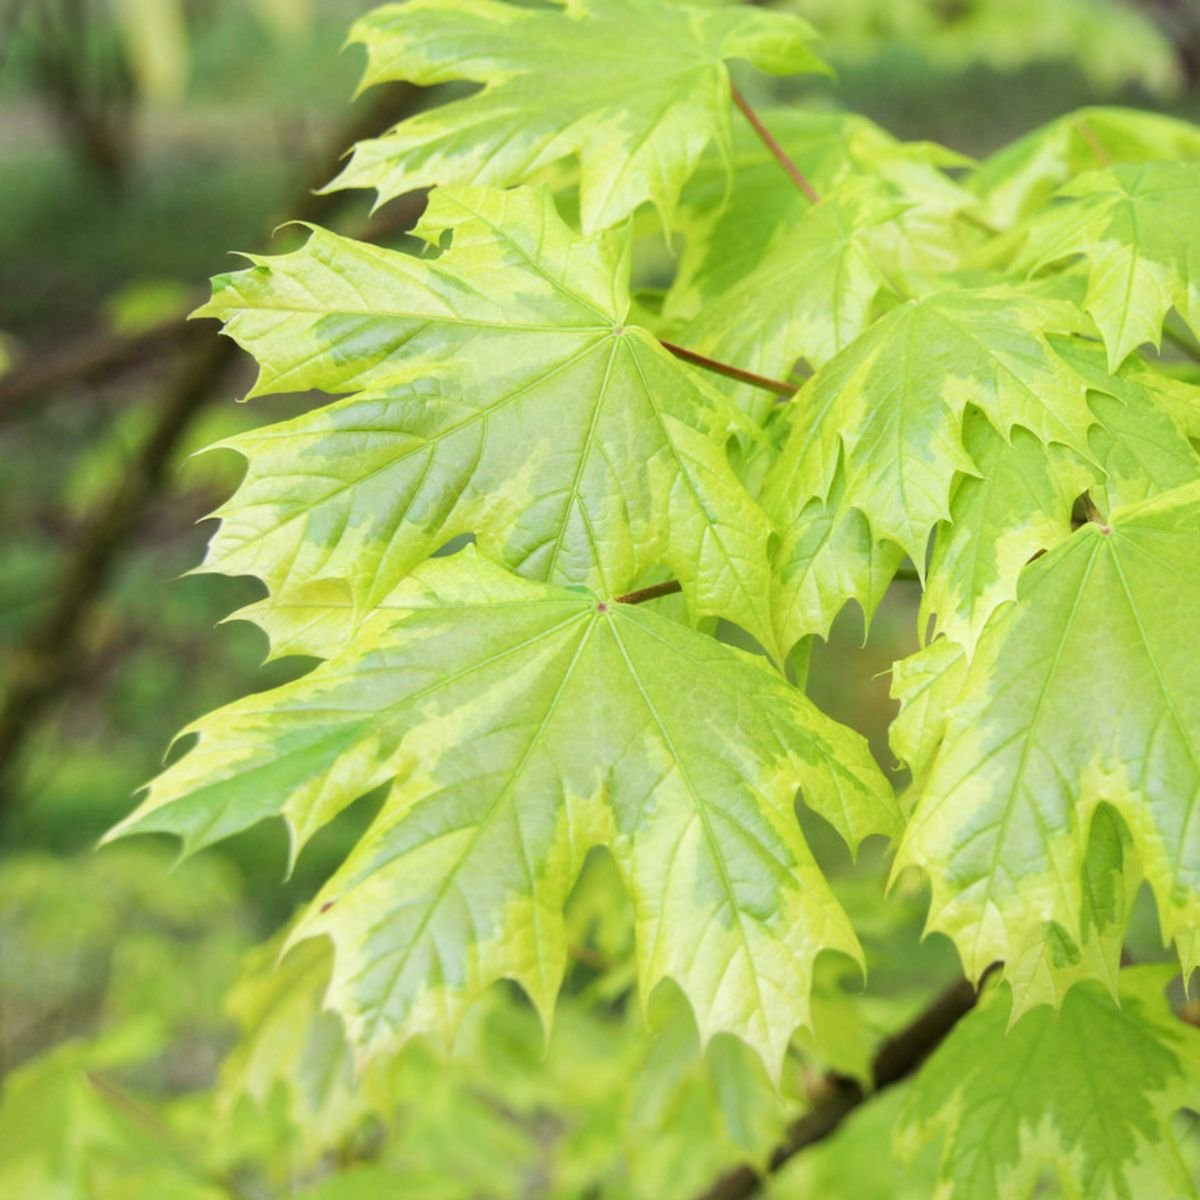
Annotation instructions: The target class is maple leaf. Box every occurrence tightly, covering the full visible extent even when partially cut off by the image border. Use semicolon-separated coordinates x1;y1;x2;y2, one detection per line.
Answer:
329;0;827;232
897;969;1200;1200
198;185;776;654
894;480;1200;995
762;287;1096;652
675;180;905;417
107;551;899;1075
666;112;974;418
920;414;1092;654
1017;162;1200;369
216;936;380;1158
0;1029;224;1200
969;105;1200;229
921;342;1200;652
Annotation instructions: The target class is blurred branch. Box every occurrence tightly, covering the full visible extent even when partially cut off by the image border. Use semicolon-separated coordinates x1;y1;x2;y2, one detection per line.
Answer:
0;83;426;813
0;316;202;425
0;188;425;427
694;966;1000;1200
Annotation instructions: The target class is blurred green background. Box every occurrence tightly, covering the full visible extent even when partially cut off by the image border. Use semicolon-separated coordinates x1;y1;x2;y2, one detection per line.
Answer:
0;0;1198;1193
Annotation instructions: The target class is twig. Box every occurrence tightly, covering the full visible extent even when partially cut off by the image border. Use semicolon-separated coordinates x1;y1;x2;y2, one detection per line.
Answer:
613;580;684;606
695;967;999;1200
660;340;795;398
730;84;820;205
0;84;425;813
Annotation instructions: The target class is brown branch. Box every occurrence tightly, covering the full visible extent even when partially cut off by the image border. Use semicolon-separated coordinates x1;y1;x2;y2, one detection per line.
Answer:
695;967;999;1200
730;84;820;205
0;84;426;813
614;579;684;606
660;340;796;398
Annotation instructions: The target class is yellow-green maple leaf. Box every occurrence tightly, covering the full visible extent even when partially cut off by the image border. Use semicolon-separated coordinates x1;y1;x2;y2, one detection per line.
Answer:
332;0;826;232
896;481;1200;995
108;551;899;1075
198;186;776;654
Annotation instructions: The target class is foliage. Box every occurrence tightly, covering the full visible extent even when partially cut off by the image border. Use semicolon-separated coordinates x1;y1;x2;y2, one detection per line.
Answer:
5;0;1200;1196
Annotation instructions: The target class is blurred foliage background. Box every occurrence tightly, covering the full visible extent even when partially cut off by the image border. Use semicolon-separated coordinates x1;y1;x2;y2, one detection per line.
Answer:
0;0;1198;1195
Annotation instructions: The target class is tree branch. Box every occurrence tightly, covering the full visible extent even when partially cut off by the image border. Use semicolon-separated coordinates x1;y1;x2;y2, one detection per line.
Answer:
695;967;999;1200
660;340;796;398
0;84;426;813
730;84;820;205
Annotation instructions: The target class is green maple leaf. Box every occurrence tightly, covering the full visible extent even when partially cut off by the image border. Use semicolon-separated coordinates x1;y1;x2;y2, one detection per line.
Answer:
675;180;905;417
0;1029;224;1200
198;185;776;654
920;413;1092;653
897;968;1200;1200
1017;162;1200;369
920;340;1200;654
329;0;826;232
216;936;382;1158
895;480;1200;994
665;112;973;418
1049;336;1200;513
763;287;1096;652
670;109;973;319
107;551;898;1074
970;106;1200;229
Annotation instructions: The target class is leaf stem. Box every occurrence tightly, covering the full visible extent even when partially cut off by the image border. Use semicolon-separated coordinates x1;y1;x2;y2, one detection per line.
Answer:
614;580;684;606
660;339;796;398
730;83;820;204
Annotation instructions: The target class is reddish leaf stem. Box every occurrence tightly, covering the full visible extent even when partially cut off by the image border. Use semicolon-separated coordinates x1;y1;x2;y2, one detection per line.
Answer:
660;339;796;398
614;580;684;606
730;83;820;204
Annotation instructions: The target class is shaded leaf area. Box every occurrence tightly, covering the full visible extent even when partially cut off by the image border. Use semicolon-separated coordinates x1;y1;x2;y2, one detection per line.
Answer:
201;185;778;654
896;968;1200;1200
332;0;826;231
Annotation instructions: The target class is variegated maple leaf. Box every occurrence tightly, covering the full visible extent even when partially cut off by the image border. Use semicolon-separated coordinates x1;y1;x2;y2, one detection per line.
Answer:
895;481;1200;1000
108;551;899;1075
199;185;777;654
331;0;827;231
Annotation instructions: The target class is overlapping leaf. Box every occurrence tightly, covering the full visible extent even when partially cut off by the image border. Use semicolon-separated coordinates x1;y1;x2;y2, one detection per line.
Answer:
920;415;1091;653
921;342;1200;651
0;1029;226;1200
330;0;826;232
895;481;1200;995
897;969;1200;1200
665;111;974;417
199;185;776;653
108;551;898;1074
969;106;1200;228
762;287;1096;652
1017;163;1200;368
